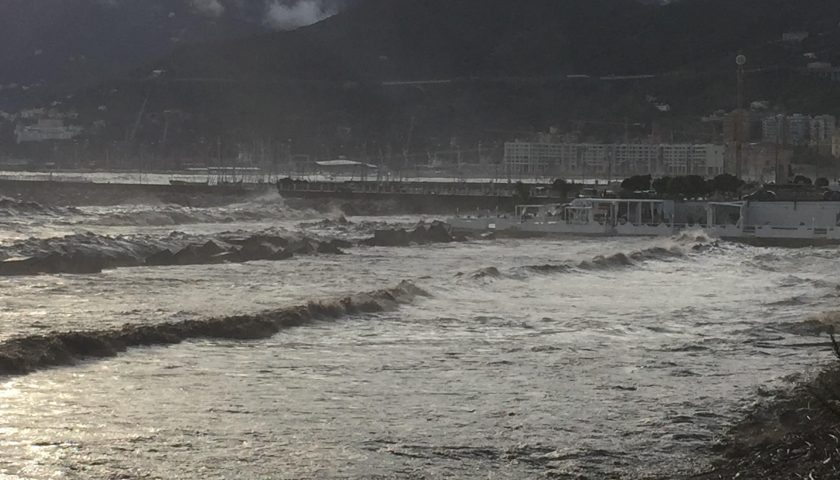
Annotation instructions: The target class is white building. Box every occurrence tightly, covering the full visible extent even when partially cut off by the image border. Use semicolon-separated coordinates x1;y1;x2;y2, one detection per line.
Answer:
504;142;725;179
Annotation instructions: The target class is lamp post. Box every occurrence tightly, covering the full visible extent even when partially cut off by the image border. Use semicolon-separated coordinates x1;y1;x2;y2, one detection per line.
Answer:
735;54;747;180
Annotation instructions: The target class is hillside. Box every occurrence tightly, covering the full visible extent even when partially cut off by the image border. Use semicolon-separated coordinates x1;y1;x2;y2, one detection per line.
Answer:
7;0;840;166
0;0;352;108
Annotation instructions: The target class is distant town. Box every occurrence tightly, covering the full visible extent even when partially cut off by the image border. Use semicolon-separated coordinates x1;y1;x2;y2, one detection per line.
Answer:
3;27;840;186
3;105;840;185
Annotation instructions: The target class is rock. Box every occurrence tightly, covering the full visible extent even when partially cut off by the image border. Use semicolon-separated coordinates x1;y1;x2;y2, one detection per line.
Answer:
145;249;176;266
56;252;104;274
269;249;293;261
172;245;205;265
410;220;453;244
329;238;353;249
363;222;457;247
198;240;226;257
236;242;279;262
0;256;45;276
316;240;345;255
231;235;288;249
210;251;240;263
286;239;317;255
366;228;410;247
0;253;103;276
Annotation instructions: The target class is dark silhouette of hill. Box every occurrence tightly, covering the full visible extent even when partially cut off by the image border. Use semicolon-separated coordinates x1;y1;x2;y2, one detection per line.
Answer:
9;0;840;164
0;0;271;89
158;0;840;81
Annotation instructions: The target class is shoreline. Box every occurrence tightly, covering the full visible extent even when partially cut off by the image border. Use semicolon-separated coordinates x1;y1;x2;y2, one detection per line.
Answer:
677;339;840;479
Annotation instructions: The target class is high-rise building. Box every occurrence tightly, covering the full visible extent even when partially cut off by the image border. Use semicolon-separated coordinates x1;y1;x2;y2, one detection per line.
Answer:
810;115;836;152
503;142;724;179
761;115;787;144
787;114;812;146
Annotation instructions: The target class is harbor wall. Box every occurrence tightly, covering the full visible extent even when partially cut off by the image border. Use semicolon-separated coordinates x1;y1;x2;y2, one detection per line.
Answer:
0;179;271;206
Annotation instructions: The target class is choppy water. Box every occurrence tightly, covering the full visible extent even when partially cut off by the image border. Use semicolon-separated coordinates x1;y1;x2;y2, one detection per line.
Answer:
1;195;838;479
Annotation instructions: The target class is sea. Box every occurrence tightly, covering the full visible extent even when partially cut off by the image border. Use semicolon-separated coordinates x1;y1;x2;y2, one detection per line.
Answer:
0;191;837;479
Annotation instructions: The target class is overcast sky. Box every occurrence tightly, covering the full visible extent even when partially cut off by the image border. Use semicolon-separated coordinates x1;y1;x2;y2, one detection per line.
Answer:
187;0;349;29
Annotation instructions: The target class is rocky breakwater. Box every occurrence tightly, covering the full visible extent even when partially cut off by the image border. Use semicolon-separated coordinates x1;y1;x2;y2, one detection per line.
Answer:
0;231;351;276
0;221;464;276
144;234;350;268
362;220;464;247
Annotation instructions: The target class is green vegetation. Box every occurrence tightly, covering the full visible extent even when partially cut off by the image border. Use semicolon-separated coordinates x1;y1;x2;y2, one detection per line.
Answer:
514;181;531;205
621;173;746;198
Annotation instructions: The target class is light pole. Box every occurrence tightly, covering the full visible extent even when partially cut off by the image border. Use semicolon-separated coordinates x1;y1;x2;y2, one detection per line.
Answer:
735;54;747;180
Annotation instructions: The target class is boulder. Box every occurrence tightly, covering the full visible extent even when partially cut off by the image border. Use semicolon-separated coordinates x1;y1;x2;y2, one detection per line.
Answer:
55;252;104;274
145;249;176;266
410;220;453;243
230;235;288;249
197;240;227;257
236;242;279;262
286;239;317;255
170;241;234;265
0;256;44;276
316;240;345;255
210;251;240;263
329;238;353;249
365;229;410;247
269;249;293;261
0;253;103;276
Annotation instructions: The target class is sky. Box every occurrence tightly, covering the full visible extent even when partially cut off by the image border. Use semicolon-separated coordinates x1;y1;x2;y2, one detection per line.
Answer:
188;0;346;29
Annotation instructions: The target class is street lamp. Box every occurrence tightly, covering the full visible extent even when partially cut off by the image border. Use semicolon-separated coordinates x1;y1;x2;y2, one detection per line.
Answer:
734;54;747;180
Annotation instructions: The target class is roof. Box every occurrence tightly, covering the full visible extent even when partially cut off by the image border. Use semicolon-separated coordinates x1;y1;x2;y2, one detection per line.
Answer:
315;160;378;168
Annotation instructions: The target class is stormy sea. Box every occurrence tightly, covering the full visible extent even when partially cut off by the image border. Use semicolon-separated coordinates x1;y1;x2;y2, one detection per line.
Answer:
1;193;838;479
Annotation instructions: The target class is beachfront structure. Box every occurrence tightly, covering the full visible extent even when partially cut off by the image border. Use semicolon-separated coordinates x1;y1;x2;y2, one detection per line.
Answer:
504;142;724;179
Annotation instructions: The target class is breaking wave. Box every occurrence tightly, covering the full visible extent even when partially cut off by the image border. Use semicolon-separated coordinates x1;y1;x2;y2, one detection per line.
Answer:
0;281;429;377
77;193;320;227
0;196;79;217
463;239;708;281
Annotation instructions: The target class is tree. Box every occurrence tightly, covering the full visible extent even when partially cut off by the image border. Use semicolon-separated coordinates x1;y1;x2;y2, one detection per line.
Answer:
708;173;744;194
620;174;652;192
651;176;672;196
551;178;570;199
514;181;531;204
815;177;830;188
670;175;708;198
794;175;813;185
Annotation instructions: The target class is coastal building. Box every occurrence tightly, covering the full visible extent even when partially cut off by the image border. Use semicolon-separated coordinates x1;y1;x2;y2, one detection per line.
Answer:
760;114;833;147
723;110;760;143
811;115;836;153
807;62;840;82
761;115;787;144
724;143;792;184
787;114;811;146
504;142;724;179
832;129;840;158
